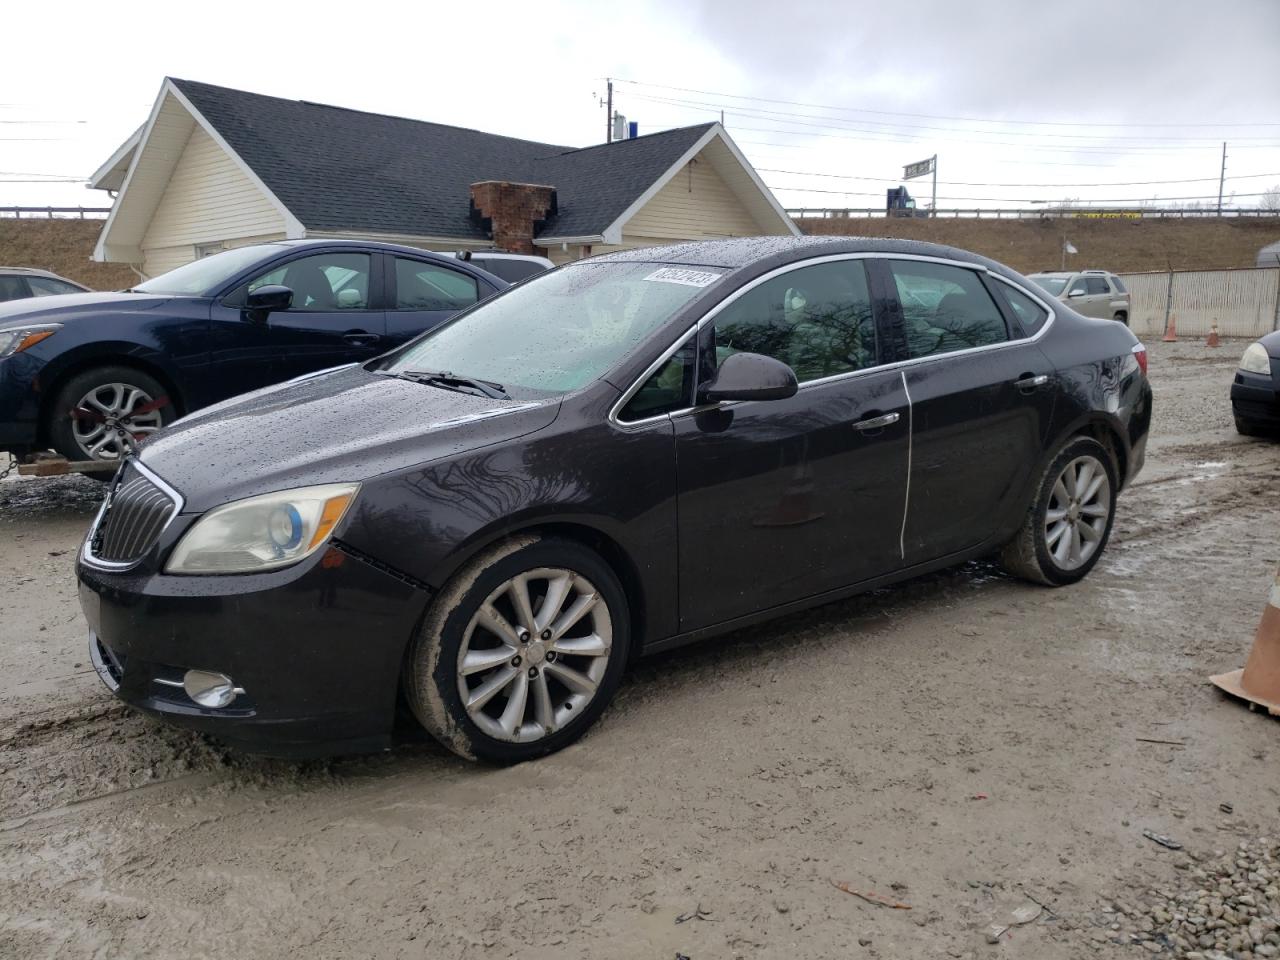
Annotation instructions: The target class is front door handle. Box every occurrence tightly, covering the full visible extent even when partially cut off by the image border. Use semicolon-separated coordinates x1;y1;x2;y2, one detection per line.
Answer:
852;412;901;432
343;332;381;347
1014;374;1049;392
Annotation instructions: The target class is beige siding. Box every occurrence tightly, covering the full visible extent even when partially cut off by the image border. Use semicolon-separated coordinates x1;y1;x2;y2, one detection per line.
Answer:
141;125;285;267
625;153;762;241
141;231;287;279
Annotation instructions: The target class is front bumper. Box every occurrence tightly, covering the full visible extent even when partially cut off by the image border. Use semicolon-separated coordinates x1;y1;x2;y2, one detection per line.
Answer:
1231;367;1280;428
78;542;434;758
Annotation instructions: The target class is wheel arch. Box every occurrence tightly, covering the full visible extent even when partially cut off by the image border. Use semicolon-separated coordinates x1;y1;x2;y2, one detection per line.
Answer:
1050;412;1129;489
37;351;187;446
438;518;650;664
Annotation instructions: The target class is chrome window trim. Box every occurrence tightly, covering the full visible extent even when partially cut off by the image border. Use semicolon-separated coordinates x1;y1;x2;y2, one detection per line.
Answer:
607;251;1058;427
81;458;185;572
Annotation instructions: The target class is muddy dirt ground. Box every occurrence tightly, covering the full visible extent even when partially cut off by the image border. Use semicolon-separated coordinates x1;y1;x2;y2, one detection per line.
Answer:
1;339;1277;959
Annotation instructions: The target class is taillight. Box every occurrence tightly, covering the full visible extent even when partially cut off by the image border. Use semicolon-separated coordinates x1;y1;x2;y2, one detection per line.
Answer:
1131;342;1148;376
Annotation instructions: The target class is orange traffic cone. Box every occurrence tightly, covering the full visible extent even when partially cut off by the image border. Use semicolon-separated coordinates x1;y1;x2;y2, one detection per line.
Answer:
1210;568;1280;717
1206;321;1220;348
1162;313;1178;343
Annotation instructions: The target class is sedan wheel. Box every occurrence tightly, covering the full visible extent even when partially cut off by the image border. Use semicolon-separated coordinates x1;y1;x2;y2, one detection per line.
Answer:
1001;436;1118;586
458;567;613;743
1043;455;1111;572
48;365;175;467
406;536;630;763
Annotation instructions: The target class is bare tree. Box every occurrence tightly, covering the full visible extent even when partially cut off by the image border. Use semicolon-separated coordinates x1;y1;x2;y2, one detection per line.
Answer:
1261;185;1280;212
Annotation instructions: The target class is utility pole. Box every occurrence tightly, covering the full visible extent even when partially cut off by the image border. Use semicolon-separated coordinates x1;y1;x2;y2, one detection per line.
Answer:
931;154;938;218
606;78;613;143
1217;142;1227;215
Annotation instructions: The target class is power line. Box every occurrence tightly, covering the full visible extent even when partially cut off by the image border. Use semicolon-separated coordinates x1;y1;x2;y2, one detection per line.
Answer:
614;78;1280;129
755;168;1280;189
628;92;1280;143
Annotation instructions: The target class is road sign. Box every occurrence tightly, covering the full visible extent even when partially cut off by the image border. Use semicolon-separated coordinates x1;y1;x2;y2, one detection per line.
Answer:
903;157;935;180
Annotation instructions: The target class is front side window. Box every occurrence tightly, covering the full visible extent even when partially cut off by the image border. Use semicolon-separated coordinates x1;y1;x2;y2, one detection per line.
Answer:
889;260;1008;358
28;277;83;297
618;337;697;422
1085;276;1110;295
248;253;371;310
711;260;875;383
1066;277;1088;296
396;259;479;311
998;281;1050;335
386;262;722;395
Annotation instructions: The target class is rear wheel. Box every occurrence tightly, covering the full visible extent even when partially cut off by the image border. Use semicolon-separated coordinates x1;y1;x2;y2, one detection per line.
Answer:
1001;436;1117;586
47;366;176;464
1113;311;1128;326
405;535;630;763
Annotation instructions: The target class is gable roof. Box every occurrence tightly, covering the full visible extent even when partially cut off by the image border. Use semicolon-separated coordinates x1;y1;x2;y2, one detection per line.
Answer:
96;78;796;260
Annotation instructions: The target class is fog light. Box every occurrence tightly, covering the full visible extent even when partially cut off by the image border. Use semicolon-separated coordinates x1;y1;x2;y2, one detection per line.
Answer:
183;669;243;708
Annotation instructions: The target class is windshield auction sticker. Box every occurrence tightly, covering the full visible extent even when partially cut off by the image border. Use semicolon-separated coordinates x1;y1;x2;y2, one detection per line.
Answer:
642;267;722;287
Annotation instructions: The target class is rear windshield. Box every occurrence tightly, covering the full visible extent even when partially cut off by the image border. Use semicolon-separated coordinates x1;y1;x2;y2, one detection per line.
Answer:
1030;276;1068;296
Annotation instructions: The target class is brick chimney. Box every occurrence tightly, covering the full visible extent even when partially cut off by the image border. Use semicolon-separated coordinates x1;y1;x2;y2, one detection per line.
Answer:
469;181;557;255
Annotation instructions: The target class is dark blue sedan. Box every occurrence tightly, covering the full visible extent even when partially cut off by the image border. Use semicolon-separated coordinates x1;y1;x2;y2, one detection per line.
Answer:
0;239;506;462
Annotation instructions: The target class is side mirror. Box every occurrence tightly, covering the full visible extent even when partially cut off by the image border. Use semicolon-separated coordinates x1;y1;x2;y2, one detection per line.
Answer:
698;352;798;404
1066;288;1085;298
245;284;293;320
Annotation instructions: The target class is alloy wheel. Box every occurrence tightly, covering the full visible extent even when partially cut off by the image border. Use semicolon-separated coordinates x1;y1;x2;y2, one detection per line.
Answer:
1044;454;1111;571
456;567;613;743
70;383;166;460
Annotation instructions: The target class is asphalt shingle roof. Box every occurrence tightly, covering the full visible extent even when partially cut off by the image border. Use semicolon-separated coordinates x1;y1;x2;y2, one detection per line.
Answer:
170;78;714;241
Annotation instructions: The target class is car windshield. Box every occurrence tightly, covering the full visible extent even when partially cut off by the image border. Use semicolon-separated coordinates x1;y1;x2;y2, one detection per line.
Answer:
383;262;724;394
133;245;291;296
1030;276;1069;296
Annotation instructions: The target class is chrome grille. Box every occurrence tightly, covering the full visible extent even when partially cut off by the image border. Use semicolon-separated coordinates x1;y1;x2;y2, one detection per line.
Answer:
88;461;179;565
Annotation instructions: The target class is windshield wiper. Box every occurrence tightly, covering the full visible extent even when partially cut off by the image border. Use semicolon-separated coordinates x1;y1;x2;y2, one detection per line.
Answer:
395;369;510;400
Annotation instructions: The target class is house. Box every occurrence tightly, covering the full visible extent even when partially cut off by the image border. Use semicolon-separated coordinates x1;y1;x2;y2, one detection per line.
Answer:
90;78;798;278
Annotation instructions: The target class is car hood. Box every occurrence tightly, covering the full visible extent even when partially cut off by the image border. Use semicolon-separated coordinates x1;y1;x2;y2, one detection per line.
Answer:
0;290;182;325
136;366;562;512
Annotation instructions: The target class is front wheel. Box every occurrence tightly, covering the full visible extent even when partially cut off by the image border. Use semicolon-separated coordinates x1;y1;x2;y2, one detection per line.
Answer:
47;365;176;463
1000;436;1118;586
1235;414;1267;438
405;535;631;763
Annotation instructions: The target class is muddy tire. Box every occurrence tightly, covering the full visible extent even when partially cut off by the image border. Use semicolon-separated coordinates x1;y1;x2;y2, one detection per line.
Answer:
1235;415;1267;438
47;365;176;466
1113;311;1128;326
1000;436;1118;586
405;535;631;764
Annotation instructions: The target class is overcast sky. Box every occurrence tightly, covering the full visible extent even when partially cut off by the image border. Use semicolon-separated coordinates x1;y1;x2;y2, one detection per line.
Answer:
4;0;1279;213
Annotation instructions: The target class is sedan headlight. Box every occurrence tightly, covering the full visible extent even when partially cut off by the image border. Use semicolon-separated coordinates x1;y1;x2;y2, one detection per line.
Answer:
1240;342;1272;375
165;483;359;574
0;323;61;358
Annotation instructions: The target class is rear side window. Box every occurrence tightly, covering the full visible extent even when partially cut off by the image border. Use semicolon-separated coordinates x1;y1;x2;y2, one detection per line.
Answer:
1110;275;1127;293
887;260;1008;358
997;281;1050;335
712;260;876;383
395;259;479;311
1085;276;1110;295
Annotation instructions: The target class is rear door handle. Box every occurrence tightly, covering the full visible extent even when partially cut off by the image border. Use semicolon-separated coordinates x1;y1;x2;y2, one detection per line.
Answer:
343;332;381;347
852;412;901;432
1014;374;1049;391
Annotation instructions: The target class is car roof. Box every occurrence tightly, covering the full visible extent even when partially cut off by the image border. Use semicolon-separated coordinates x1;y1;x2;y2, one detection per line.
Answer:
589;236;1004;272
0;266;70;279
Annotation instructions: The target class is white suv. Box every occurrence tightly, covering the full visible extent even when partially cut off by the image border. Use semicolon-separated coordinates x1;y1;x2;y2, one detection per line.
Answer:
1028;270;1130;326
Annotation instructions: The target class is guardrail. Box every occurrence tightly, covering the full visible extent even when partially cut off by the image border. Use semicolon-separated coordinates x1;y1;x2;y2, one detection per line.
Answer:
788;207;1280;220
0;206;112;220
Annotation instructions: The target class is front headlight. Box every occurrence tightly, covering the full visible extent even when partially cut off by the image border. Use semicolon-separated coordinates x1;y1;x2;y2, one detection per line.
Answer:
1240;342;1272;375
0;323;61;358
165;483;359;574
